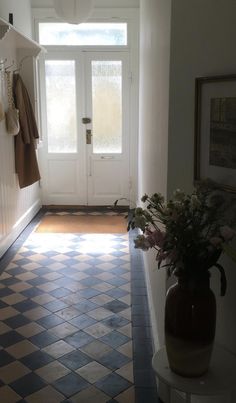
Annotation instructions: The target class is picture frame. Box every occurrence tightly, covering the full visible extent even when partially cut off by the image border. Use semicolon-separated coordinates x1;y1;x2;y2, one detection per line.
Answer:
194;74;236;192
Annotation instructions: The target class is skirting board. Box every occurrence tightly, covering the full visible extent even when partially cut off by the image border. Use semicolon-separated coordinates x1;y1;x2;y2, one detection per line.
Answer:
142;253;166;352
0;199;41;259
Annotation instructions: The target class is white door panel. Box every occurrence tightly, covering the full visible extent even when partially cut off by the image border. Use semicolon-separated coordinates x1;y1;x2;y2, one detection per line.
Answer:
86;52;130;205
48;160;77;194
39;51;130;206
89;158;128;204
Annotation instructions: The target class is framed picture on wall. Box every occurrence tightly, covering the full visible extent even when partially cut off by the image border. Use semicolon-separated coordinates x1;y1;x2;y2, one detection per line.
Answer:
194;74;236;192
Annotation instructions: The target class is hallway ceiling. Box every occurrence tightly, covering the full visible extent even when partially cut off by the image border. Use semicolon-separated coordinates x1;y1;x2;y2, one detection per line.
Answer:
30;0;139;8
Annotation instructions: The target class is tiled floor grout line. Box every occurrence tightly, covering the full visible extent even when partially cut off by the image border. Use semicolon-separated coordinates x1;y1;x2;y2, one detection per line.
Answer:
0;209;160;402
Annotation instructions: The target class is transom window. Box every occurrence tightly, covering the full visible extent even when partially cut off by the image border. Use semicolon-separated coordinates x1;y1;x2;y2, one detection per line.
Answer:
38;22;127;46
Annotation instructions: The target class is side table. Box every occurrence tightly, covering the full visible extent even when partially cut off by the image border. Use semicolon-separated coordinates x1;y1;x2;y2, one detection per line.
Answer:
152;345;236;403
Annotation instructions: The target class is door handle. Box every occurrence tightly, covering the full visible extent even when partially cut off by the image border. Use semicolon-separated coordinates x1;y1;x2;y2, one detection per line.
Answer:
101;156;114;159
86;129;92;145
82;117;91;124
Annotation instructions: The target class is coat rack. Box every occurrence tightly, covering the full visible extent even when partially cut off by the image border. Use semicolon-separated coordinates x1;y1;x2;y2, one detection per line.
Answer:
0;56;33;74
13;56;31;73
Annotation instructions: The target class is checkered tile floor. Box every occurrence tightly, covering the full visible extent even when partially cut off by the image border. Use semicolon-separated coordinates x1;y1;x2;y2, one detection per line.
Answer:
0;211;158;403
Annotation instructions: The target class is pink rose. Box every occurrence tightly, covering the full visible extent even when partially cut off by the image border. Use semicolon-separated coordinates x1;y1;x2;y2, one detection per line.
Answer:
209;237;222;247
220;226;235;241
146;229;166;248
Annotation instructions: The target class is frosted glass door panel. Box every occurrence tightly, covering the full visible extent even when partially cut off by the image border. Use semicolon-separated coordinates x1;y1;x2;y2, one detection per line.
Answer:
92;61;122;154
45;60;77;153
39;23;127;46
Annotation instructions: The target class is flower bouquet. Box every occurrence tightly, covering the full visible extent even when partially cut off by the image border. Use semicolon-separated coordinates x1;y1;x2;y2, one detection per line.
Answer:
128;180;236;295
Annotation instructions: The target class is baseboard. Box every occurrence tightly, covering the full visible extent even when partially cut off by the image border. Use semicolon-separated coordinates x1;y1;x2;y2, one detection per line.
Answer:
42;205;129;212
143;254;165;352
0;199;41;259
144;271;160;351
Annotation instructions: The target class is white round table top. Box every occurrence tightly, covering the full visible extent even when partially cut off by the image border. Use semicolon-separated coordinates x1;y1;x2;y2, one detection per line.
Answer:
152;345;236;396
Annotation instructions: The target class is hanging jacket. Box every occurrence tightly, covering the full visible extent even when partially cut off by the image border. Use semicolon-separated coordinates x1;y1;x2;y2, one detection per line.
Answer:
13;73;40;189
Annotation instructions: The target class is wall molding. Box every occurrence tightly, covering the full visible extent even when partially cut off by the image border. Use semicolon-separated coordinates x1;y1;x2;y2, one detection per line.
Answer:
143;254;163;352
0;199;41;259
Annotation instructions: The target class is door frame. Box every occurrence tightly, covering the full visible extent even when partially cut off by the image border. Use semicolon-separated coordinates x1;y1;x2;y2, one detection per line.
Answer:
34;8;139;206
39;49;131;206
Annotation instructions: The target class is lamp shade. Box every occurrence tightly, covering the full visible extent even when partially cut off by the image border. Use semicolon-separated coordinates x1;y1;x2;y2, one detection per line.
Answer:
53;0;94;24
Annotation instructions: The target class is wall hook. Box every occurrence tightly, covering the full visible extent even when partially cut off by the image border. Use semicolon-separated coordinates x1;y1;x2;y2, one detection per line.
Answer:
5;60;15;71
0;58;7;70
13;56;31;74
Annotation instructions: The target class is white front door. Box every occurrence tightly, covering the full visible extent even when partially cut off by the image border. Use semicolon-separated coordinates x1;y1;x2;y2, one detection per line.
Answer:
39;51;130;206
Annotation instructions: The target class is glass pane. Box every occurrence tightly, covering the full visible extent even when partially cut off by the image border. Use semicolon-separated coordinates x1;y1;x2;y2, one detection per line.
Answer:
92;61;122;154
39;23;127;46
45;60;77;153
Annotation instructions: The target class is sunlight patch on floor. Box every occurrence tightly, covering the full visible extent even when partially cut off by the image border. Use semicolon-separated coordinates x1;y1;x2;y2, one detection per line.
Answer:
24;233;129;255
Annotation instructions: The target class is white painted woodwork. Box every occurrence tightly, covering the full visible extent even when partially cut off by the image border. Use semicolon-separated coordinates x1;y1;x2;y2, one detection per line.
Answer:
48;160;78;194
39;50;130;206
33;6;139;207
86;52;130;205
0;17;43;258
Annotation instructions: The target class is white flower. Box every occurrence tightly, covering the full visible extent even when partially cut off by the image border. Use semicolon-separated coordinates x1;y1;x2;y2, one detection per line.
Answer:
173;189;185;201
190;195;201;208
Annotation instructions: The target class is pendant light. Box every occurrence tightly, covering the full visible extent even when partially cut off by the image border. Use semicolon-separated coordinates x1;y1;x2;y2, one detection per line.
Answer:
53;0;94;25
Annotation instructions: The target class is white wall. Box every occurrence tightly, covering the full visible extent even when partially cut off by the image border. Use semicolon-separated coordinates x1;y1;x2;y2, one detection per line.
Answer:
168;0;236;355
139;0;236;359
168;0;236;195
139;0;171;350
0;0;32;37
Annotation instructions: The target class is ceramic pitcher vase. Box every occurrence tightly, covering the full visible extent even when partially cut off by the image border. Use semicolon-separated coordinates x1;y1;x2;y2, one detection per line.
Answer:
165;273;216;377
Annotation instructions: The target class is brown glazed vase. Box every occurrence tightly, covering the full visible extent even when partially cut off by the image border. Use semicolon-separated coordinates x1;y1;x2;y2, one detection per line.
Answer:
165;273;216;377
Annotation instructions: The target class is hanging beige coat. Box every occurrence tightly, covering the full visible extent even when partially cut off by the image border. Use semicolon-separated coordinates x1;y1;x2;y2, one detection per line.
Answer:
13;74;40;189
